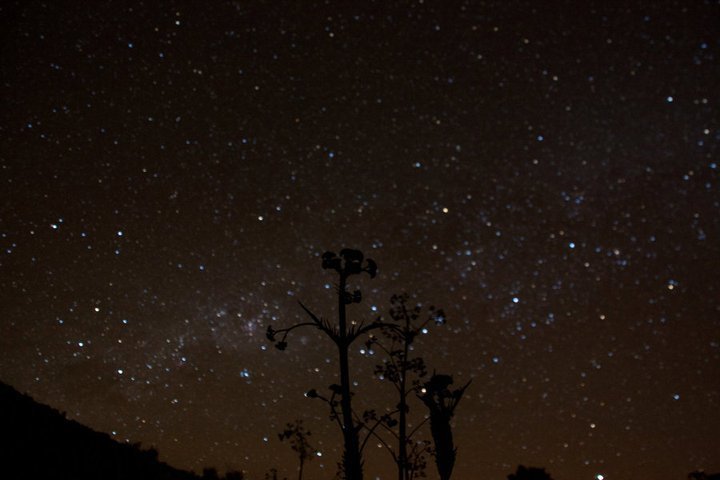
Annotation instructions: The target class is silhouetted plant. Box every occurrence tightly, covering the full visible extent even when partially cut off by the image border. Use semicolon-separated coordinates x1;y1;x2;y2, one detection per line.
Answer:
202;467;220;480
268;249;386;480
278;420;318;480
689;471;720;480
507;465;554;480
264;468;287;480
364;293;445;480
223;471;245;480
417;374;470;480
268;250;468;480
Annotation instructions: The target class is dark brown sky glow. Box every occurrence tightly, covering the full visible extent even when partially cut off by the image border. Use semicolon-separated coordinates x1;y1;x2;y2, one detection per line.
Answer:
1;1;718;479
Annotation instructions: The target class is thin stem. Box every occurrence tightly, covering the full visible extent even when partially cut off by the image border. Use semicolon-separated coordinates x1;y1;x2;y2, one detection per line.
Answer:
358;416;398;462
407;416;430;438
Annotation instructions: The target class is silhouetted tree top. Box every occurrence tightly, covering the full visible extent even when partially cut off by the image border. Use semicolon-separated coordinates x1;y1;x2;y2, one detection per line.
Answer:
224;471;245;480
202;467;220;480
508;465;554;480
689;471;720;480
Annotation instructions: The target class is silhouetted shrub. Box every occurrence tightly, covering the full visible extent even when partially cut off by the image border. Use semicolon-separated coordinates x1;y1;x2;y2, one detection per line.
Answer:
508;465;554;480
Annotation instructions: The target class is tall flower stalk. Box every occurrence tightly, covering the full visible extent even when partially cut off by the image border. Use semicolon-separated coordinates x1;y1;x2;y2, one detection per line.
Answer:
365;293;445;480
267;249;381;480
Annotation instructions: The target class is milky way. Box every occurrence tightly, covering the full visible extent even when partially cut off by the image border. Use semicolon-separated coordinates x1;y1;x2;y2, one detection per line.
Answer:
1;2;718;479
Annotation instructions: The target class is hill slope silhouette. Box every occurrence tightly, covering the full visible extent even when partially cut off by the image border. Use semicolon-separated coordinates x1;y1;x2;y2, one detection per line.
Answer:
0;380;202;480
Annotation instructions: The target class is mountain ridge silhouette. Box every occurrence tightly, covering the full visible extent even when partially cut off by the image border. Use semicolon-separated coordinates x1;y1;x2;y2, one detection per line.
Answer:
0;380;204;480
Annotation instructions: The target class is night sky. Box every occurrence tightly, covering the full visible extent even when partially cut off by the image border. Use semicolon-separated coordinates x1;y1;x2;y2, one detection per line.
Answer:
1;1;719;479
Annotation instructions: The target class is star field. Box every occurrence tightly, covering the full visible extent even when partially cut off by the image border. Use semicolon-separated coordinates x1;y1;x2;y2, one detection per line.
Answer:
1;1;719;479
